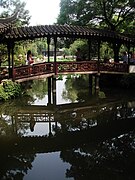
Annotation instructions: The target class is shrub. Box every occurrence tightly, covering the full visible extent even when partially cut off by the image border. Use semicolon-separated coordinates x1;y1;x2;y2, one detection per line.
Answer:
0;80;22;101
0;85;8;101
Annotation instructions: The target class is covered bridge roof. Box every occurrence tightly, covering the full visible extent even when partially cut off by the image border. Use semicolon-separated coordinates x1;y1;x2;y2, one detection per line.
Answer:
0;24;134;45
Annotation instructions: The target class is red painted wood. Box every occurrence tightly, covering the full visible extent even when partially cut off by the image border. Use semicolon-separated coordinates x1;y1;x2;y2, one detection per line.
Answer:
13;61;128;80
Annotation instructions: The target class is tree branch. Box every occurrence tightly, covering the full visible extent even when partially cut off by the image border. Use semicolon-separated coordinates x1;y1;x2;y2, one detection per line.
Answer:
102;1;115;30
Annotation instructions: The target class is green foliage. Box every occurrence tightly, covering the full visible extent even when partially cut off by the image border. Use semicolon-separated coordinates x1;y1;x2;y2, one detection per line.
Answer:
100;42;114;60
36;40;47;55
58;0;135;33
0;39;48;67
0;85;8;100
57;0;77;25
69;39;89;59
69;39;100;59
57;0;134;62
98;91;106;99
0;80;22;101
62;48;70;56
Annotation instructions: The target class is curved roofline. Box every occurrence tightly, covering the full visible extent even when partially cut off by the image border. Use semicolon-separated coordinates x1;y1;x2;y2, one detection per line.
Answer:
0;24;134;45
0;11;18;24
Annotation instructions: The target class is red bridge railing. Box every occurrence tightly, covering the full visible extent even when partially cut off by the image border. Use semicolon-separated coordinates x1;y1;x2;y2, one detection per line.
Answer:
13;61;128;80
56;61;98;74
99;62;128;73
13;62;54;80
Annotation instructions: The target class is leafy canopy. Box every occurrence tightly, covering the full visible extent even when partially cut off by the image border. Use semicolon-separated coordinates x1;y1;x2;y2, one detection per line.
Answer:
57;0;135;32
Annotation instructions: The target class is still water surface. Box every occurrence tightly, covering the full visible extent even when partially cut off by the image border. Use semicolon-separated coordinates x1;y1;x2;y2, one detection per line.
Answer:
0;75;135;180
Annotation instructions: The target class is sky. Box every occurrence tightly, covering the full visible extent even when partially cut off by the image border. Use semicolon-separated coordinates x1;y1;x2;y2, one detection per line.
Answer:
24;0;61;26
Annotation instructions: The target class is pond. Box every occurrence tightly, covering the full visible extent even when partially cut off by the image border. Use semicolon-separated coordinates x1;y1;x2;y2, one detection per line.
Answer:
0;74;135;180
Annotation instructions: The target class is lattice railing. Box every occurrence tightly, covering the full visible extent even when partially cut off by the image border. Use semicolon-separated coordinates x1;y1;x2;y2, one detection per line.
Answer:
13;61;129;80
15;113;55;122
56;61;98;73
13;62;54;79
99;62;128;73
32;62;53;74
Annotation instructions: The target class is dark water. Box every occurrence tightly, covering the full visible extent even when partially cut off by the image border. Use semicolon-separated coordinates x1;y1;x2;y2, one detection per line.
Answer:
0;74;135;180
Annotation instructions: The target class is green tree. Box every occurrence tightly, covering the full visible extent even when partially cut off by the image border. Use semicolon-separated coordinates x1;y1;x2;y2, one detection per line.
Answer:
36;39;47;56
69;39;100;59
58;0;135;33
57;0;76;25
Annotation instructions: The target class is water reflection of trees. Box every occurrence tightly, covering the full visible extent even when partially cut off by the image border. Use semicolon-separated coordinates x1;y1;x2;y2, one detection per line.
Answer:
0;102;30;137
0;116;12;136
0;153;36;180
62;75;90;102
60;131;135;180
26;79;48;100
20;79;48;105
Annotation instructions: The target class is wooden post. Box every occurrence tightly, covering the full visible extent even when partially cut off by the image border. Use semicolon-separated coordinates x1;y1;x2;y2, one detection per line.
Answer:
47;36;50;62
54;37;57;75
95;73;100;91
48;77;52;105
49;117;52;136
89;74;92;88
7;42;11;78
97;40;101;73
88;39;91;60
52;76;56;106
113;42;121;63
7;41;15;80
127;43;130;65
11;42;15;81
88;74;93;95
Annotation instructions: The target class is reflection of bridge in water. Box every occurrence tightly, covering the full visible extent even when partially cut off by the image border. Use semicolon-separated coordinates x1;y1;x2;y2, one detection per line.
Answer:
2;75;135;153
12;102;99;136
1;100;135;153
11;101;135;135
14;99;135;123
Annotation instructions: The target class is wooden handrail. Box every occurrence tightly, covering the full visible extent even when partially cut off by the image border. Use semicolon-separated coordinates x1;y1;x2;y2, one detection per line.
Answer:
13;61;129;80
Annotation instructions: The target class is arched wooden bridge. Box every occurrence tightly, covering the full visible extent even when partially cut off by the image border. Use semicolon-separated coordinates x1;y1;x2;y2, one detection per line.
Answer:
0;20;134;82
